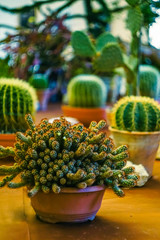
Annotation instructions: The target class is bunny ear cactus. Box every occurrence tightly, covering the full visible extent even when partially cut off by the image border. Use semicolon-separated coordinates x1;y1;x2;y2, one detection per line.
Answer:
139;65;160;99
67;74;107;107
0;78;37;133
71;31;135;84
111;96;160;132
0;115;138;197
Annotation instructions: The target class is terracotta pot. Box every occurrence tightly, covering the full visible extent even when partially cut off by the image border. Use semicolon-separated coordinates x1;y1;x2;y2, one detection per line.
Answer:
61;105;107;127
0;134;16;147
109;127;160;177
30;185;106;223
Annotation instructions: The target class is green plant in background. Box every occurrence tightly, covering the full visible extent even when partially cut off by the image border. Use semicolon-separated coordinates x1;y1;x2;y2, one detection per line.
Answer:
71;31;135;86
0;115;138;197
0;57;14;78
111;96;160;132
67;74;107;107
139;65;160;99
0;78;37;133
29;74;49;90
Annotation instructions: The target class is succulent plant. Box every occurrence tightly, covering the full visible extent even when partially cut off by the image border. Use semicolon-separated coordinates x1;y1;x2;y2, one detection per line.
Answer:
29;74;48;89
0;114;138;197
111;96;160;132
0;78;37;133
67;74;107;107
71;31;135;84
139;65;160;99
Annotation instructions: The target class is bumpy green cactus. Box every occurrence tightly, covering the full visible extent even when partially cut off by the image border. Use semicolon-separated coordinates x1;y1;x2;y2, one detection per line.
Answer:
0;78;37;133
71;31;135;83
29;74;48;89
67;74;107;107
0;115;138;197
139;65;159;99
111;96;160;132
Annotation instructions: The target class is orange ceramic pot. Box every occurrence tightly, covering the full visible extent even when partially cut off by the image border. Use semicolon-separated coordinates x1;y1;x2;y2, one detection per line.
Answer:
61;105;107;127
0;134;16;147
31;185;106;223
109;127;160;177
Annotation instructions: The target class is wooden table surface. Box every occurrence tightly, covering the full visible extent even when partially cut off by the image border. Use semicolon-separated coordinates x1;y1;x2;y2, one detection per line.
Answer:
0;103;160;240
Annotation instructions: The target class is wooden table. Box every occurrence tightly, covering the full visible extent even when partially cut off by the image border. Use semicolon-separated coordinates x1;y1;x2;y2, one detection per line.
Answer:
0;103;160;240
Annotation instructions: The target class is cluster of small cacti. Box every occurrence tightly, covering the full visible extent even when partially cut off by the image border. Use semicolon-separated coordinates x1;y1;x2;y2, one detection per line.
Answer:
111;96;160;132
29;74;48;89
0;115;138;197
71;31;135;84
67;74;107;107
139;65;160;99
0;78;37;133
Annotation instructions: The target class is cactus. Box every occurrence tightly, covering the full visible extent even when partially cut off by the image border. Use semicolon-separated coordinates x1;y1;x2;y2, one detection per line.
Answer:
0;78;37;133
67;74;107;107
29;74;48;89
111;96;160;132
139;65;160;99
71;31;135;83
0;114;138;197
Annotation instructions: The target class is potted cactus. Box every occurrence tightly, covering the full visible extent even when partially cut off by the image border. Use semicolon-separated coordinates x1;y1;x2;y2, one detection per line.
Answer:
109;96;160;177
0;114;138;223
62;74;107;126
0;78;37;147
29;74;50;111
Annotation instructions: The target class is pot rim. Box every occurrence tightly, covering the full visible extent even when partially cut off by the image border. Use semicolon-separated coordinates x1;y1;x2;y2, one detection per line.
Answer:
62;105;107;111
109;126;160;136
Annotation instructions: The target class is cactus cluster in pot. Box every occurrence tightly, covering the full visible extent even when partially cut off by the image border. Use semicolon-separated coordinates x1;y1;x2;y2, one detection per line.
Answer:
0;114;138;197
0;78;37;133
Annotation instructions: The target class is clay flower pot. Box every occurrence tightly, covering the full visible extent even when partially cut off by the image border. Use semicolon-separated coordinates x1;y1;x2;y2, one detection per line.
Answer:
61;105;107;127
30;185;105;223
109;127;160;177
0;134;16;147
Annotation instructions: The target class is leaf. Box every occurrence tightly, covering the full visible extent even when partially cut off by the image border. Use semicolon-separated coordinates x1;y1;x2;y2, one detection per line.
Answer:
95;32;117;52
71;31;96;58
93;43;124;72
126;7;143;34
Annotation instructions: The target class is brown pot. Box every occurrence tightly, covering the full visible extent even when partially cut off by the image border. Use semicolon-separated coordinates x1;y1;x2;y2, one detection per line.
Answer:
0;134;16;147
30;185;105;223
109;127;160;177
61;105;107;127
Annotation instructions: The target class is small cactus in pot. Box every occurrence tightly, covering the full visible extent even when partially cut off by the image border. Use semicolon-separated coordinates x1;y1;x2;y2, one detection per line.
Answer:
109;96;160;177
0;115;138;222
62;74;107;125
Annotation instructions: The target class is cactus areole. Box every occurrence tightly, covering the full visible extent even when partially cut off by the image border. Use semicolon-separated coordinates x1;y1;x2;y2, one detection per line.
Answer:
0;115;138;198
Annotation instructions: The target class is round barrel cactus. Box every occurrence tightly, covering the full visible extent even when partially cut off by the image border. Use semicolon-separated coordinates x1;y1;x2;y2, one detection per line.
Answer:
139;65;159;99
0;78;37;133
67;74;107;107
111;96;160;132
29;74;48;89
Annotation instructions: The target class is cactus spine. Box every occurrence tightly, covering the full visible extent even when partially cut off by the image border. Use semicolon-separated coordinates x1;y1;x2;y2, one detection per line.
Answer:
67;74;107;107
29;74;48;89
139;65;159;99
0;115;138;197
111;96;160;132
0;78;37;133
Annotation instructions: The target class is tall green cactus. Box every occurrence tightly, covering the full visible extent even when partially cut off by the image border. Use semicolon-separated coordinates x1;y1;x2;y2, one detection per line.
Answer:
0;78;37;133
139;65;159;99
111;96;160;132
67;74;107;107
29;74;48;89
71;31;135;84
